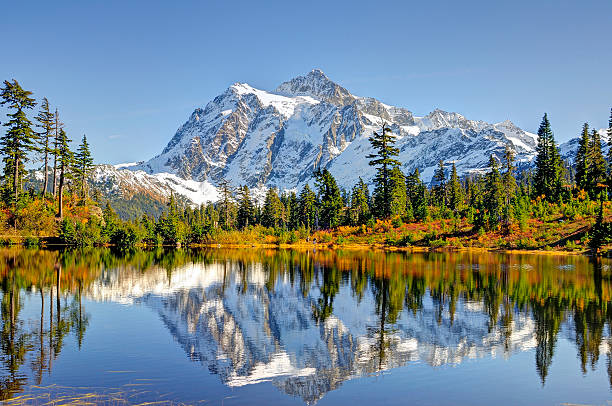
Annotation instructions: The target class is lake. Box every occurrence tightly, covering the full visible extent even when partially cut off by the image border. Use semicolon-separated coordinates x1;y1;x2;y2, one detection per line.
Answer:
0;248;611;405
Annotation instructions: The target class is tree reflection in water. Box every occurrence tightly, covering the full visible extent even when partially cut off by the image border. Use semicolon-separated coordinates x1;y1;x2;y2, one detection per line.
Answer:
0;248;610;401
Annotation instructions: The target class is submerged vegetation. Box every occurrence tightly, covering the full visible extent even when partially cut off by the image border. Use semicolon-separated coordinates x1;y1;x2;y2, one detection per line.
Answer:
0;79;610;253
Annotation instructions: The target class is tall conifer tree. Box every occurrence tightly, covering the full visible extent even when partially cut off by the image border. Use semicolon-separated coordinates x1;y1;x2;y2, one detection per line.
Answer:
575;123;590;191
236;185;255;229
52;109;63;198
314;169;343;229
587;128;607;196
0;79;38;203
367;124;400;219
432;160;447;207
35;97;55;195
388;166;407;218
73;134;94;201
484;155;504;229
298;184;317;230
350;178;370;225
406;169;428;221
607;108;612;188
448;162;463;212
217;179;235;229
534;113;563;200
56;128;73;218
261;188;283;228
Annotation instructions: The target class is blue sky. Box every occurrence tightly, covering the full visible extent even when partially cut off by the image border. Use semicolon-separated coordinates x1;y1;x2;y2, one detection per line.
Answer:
1;0;611;164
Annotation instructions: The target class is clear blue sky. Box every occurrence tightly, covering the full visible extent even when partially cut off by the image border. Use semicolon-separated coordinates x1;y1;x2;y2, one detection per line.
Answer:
1;0;611;164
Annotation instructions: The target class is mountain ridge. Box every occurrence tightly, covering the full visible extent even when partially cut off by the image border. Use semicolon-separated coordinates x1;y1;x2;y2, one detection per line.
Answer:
91;70;606;213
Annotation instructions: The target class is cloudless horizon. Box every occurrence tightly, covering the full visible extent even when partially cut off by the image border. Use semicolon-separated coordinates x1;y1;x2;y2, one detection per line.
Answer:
1;0;611;165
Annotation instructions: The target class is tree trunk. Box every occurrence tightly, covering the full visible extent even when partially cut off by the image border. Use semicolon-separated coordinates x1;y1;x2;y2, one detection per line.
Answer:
14;157;19;203
57;165;64;218
43;142;49;195
52;112;59;198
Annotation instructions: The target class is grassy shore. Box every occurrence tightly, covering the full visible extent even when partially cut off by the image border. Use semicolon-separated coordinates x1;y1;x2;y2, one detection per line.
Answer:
1;210;608;257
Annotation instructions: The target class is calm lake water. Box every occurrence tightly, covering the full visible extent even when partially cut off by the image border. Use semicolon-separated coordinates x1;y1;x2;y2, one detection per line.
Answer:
1;248;611;405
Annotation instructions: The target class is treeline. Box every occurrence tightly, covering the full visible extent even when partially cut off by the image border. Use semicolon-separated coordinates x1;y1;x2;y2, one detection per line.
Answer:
0;79;95;233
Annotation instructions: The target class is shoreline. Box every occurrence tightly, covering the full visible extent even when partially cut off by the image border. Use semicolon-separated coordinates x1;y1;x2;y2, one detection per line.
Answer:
0;236;603;257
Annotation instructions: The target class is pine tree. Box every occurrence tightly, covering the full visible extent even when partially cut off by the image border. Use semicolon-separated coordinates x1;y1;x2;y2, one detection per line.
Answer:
0;79;38;203
298;184;317;229
367;124;401;219
502;145;517;204
575;123;590;191
236;185;255;229
448;162;463;212
52;109;63;198
56;128;73;218
533;113;563;200
406;168;428;221
607;108;612;188
502;145;517;227
35;97;55;195
586;128;607;197
286;191;299;230
73;134;94;202
432;160;447;207
261;187;283;228
484;155;504;229
388;166;406;218
217;179;235;229
314;169;343;229
350;178;370;225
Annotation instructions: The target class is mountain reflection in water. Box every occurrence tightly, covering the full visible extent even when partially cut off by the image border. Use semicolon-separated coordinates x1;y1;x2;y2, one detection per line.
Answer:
0;248;611;403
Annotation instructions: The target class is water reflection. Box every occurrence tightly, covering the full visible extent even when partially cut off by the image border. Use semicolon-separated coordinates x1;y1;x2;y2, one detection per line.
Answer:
0;248;611;403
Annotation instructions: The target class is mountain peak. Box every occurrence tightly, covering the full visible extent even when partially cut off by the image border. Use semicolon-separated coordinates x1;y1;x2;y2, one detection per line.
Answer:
275;69;354;106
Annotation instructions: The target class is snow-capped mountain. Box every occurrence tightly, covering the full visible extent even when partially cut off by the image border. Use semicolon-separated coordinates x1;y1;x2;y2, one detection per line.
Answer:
118;70;538;198
96;70;607;211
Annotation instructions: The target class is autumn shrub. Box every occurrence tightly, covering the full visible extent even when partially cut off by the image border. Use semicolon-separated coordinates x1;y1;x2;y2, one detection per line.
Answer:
516;237;538;250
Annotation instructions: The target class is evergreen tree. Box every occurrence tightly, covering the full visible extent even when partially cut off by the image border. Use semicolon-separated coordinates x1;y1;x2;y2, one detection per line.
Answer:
350;178;371;225
575;123;590;191
52;109;63;198
406;169;428;221
388;166;406;217
34;97;55;195
432;160;447;207
0;79;38;203
586;128;607;196
314;169;343;229
236;185;255;229
607;108;612;188
298;184;317;229
286;191;299;229
448;162;463;212
367;124;401;219
533;113;563;200
484;155;504;229
502;145;517;227
217;179;235;229
261;187;283;228
73;134;94;202
56;128;73;218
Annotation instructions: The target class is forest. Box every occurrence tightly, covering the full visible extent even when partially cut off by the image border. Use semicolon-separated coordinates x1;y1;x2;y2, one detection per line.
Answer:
1;79;611;253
